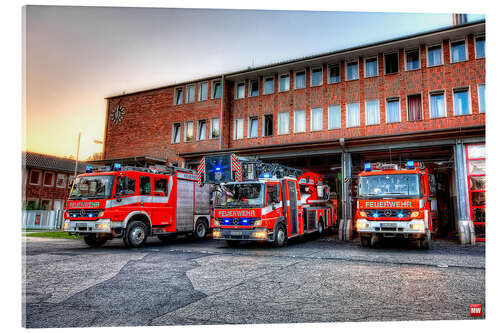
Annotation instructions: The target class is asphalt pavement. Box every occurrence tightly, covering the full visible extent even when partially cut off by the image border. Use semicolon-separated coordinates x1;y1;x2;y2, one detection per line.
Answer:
22;233;485;327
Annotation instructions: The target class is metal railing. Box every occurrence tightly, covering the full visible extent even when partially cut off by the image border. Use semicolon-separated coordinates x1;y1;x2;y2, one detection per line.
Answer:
22;210;64;230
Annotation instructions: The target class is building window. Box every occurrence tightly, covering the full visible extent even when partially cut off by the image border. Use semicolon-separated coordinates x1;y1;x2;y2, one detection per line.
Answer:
40;199;52;210
263;114;273;137
172;123;181;143
235;82;245;99
294;70;306;89
43;172;54;187
453;87;471;116
278;112;289;135
234;118;244;140
248;116;259;138
328;64;340;83
346;61;358;81
405;49;420;70
346;103;360;128
29;169;41;185
429;91;446;119
311;67;323;87
279;73;290;92
212;80;221;99
311;107;323;131
264;76;274;95
475;36;485;59
210;118;220;139
407;95;423;121
184;121;193;142
451;40;467;63
197;120;207;140
427;45;443;67
186;84;195;103
365;57;378;78
384;52;399;74
365;100;380;125
328;105;341;129
250;79;259;97
478;84;485;113
56;173;67;188
174;87;183;105
198;82;208;101
386;98;401;123
294;110;306;133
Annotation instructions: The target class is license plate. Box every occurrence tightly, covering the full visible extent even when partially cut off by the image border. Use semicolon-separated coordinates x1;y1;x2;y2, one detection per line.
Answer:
76;223;87;227
231;231;242;236
381;223;397;228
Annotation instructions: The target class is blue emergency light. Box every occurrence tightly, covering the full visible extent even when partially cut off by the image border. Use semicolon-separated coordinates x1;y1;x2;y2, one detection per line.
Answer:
397;212;404;218
372;213;379;218
407;160;415;169
364;163;372;171
260;172;272;178
215;167;221;171
113;163;122;171
85;166;93;173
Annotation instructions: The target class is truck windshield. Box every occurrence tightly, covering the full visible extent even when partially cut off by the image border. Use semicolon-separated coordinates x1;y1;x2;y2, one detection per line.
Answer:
69;175;114;200
216;183;264;207
359;174;419;198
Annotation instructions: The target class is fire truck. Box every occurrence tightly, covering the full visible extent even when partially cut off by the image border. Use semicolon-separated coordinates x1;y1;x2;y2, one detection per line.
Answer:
198;154;337;247
63;163;211;248
355;161;437;249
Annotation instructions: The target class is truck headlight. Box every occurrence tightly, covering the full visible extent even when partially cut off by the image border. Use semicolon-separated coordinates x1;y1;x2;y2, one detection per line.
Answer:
213;219;220;226
95;222;110;230
212;229;221;238
411;211;420;218
410;223;425;230
252;229;268;239
63;222;70;230
356;219;369;229
98;211;105;217
254;219;262;226
359;211;367;217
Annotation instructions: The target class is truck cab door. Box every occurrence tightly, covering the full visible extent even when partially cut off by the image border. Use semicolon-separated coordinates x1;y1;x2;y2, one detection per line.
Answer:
282;179;300;237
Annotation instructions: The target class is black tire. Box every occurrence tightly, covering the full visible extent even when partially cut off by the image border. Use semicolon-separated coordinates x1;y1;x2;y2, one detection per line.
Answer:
360;236;371;247
158;234;176;243
124;221;148;248
274;224;286;247
225;240;240;247
83;234;107;248
193;220;208;240
418;235;430;250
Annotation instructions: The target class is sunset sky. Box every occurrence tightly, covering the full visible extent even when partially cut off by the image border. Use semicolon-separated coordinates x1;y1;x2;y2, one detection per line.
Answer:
23;5;485;160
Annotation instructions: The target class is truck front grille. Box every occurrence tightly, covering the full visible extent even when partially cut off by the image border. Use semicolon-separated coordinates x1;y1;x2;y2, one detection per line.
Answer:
367;210;411;218
68;209;103;218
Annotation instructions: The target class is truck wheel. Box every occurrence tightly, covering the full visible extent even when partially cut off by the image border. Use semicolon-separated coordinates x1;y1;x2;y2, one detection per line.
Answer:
360;236;371;247
418;235;430;250
193;220;208;240
225;240;240;247
274;224;286;247
124;221;148;248
158;234;176;243
83;234;107;247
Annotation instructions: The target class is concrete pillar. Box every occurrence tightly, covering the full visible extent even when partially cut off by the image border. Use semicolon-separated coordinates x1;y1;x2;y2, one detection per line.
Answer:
453;141;475;244
339;152;353;240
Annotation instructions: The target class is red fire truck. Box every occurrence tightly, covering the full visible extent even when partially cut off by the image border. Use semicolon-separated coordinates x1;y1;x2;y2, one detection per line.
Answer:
355;161;437;249
63;164;211;248
199;154;337;247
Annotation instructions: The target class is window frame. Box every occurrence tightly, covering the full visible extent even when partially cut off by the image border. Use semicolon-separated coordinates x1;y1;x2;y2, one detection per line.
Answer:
278;72;290;92
406;94;423;122
40;199;52;210
235;81;245;100
346;102;360;128
328;64;341;84
294;109;306;133
384;51;399;75
365;99;380;126
477;84;485;113
29;169;42;186
198;81;209;102
364;57;378;78
310;67;323;87
277;111;289;135
43;171;55;187
184;120;194;142
249;79;259;97
263;75;275;95
174;86;183;105
233;118;244;140
452;86;472;116
404;48;420;71
427;43;444;67
56;173;67;188
248;116;259;138
197;119;207;141
450;39;468;64
294;69;306;90
186;84;195;104
328;104;341;130
172;123;181;143
428;90;447;119
310;107;323;131
263;114;274;137
209;118;220;139
475;35;485;59
211;80;221;99
346;60;359;81
385;97;401;124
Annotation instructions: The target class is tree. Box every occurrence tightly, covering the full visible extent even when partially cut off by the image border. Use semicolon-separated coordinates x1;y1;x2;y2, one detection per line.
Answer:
86;152;103;161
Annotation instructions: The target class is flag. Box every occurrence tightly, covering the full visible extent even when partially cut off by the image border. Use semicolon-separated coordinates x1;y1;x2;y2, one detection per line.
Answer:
231;154;242;182
197;157;205;185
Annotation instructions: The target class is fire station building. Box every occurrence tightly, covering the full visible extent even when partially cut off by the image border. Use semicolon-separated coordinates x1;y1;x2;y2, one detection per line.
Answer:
102;20;485;244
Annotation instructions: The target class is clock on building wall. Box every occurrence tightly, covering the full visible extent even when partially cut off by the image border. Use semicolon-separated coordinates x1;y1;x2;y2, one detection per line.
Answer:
111;105;125;124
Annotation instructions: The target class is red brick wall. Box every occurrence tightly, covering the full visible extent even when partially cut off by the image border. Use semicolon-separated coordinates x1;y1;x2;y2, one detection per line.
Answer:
24;167;72;209
104;32;485;163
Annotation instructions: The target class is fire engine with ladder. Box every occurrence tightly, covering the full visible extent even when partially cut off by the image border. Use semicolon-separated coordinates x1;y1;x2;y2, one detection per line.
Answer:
355;161;437;249
197;154;337;247
63;163;211;248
